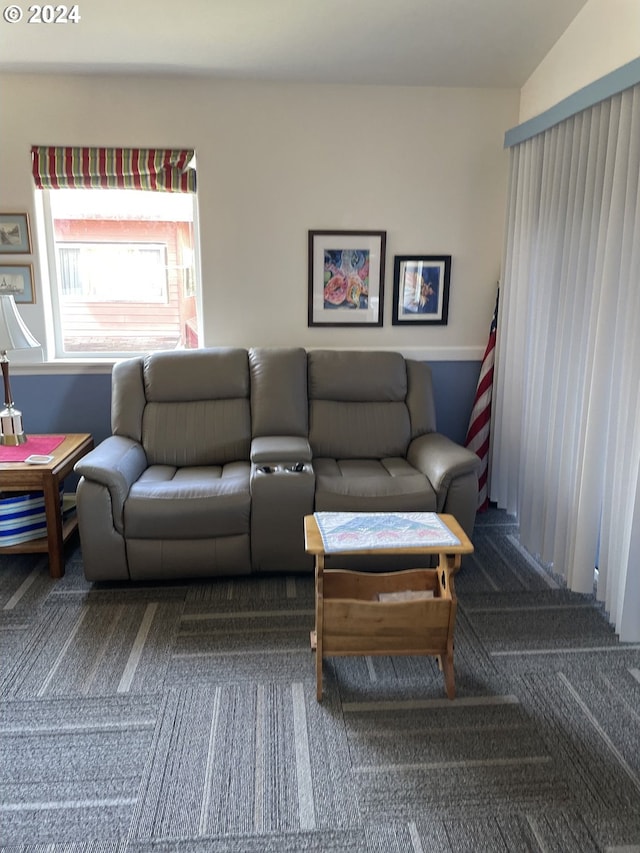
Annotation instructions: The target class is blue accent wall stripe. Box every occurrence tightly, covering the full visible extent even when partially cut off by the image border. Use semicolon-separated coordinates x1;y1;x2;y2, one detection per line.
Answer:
505;56;640;148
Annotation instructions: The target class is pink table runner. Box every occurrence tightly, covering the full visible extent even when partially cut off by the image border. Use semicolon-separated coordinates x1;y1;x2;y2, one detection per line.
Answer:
0;435;66;462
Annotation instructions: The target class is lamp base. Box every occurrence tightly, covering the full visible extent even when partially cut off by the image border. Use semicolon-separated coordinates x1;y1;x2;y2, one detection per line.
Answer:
0;405;27;445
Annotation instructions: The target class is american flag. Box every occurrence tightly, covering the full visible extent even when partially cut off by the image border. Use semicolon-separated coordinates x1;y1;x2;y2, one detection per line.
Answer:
465;289;499;512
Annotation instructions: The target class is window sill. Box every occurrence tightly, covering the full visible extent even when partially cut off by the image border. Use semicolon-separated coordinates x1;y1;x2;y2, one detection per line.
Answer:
13;359;116;375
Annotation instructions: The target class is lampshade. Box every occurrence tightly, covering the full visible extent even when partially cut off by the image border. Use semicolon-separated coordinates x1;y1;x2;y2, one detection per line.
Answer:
0;295;40;445
0;295;40;351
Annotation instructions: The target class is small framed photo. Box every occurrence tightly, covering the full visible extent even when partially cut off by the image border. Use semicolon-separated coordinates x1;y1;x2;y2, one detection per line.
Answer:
392;255;451;326
308;230;386;327
0;213;32;254
0;264;35;304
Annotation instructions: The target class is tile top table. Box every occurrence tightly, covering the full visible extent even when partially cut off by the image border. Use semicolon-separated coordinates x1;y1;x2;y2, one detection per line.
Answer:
304;512;474;701
0;433;94;578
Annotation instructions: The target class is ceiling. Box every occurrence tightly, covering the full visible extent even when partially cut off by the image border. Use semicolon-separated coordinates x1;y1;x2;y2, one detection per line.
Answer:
0;0;589;88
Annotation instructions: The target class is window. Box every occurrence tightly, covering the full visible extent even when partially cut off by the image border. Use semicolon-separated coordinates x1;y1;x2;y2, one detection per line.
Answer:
32;147;201;358
58;243;167;301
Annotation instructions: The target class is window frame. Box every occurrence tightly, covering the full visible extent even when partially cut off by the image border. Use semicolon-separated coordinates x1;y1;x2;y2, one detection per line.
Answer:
39;188;203;360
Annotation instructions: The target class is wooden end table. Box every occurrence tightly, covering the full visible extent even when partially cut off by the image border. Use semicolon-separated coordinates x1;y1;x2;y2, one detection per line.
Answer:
0;433;94;578
304;512;474;701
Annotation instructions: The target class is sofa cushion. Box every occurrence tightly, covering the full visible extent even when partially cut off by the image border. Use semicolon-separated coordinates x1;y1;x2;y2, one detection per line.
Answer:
124;463;251;539
310;401;410;459
142;399;251;467
143;348;249;402
250;347;308;437
313;457;437;512
308;350;408;401
308;350;411;459
138;348;252;467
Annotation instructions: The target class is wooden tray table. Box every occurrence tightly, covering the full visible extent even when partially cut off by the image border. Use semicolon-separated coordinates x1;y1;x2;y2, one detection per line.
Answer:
304;512;474;701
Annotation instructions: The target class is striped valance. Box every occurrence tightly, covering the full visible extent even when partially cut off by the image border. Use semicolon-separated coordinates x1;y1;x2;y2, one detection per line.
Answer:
31;146;196;193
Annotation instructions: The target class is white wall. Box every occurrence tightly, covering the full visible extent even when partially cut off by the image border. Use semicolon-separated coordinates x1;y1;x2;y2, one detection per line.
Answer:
0;73;519;361
520;0;640;122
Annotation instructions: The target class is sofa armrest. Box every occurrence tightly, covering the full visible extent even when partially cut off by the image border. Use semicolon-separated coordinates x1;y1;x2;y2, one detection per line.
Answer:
74;435;147;527
251;436;312;465
407;432;481;502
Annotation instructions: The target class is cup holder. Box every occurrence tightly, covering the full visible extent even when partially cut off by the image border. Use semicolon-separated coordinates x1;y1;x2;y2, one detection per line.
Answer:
257;462;306;474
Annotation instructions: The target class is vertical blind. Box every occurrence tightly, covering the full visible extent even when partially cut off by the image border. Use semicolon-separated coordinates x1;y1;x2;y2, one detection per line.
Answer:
31;147;196;193
491;83;640;642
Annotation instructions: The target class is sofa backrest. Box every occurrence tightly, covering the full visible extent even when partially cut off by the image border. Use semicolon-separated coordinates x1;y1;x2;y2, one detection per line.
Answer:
249;347;308;437
308;350;435;459
111;347;437;465
405;358;438;437
112;348;251;467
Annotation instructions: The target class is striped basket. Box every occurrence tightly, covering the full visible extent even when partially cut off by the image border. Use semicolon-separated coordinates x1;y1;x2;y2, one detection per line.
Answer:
0;485;64;547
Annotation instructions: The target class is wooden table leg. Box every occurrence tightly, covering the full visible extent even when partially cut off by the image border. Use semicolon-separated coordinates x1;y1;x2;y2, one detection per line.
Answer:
441;650;456;700
439;556;457;700
42;472;64;578
315;555;324;701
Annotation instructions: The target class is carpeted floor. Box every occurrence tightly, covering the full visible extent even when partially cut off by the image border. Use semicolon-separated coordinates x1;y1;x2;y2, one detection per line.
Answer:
1;508;640;852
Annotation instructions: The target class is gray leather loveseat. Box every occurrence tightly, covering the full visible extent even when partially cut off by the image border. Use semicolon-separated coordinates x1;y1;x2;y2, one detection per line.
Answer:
75;347;481;581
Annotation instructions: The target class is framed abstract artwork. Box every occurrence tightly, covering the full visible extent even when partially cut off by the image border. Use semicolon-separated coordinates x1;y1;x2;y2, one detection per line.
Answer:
308;230;386;327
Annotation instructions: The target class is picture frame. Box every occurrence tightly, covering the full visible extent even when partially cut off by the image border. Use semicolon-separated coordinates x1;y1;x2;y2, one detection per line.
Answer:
392;255;451;326
0;263;35;304
0;213;32;254
308;230;386;327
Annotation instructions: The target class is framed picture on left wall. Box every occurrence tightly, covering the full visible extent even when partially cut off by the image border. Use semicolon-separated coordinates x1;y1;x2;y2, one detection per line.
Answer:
0;264;35;303
308;230;386;327
0;213;32;254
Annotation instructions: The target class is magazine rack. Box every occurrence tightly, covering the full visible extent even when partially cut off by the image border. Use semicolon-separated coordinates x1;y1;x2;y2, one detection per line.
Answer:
304;512;474;701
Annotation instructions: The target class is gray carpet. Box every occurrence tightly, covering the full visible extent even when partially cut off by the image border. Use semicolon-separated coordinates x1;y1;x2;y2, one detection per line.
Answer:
1;508;640;852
